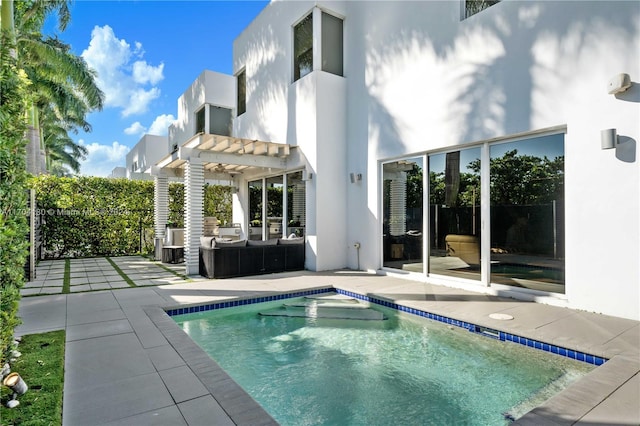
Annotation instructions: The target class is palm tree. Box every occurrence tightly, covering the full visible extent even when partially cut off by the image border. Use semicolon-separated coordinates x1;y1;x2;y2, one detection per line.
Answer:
41;109;88;176
3;0;104;174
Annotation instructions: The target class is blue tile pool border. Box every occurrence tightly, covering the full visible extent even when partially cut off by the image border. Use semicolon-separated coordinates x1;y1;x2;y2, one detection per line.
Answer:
164;287;335;317
165;286;606;367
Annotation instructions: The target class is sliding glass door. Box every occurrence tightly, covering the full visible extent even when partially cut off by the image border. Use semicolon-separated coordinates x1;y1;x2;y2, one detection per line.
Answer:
382;157;424;272
489;134;564;293
428;147;481;281
383;132;565;294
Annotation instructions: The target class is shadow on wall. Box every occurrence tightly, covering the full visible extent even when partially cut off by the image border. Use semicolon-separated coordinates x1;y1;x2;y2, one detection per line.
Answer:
359;1;639;149
616;136;636;163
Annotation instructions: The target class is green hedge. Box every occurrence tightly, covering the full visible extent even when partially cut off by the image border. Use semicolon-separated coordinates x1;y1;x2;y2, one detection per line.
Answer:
29;176;232;258
0;34;31;365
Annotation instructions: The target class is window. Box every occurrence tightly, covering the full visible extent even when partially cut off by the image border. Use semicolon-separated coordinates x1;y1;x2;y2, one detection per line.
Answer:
321;12;343;76
489;134;564;293
209;106;231;136
381;132;565;295
382;158;424;271
429;148;481;280
237;69;246;116
249;172;306;240
195;107;205;134
294;11;344;81
294;14;313;81
248;179;263;240
464;0;500;19
287;171;305;237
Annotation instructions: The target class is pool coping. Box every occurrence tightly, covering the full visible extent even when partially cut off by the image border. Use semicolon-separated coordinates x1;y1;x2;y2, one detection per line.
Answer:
150;285;635;425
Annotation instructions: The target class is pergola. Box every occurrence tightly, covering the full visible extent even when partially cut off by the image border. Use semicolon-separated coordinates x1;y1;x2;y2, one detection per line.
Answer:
152;132;292;275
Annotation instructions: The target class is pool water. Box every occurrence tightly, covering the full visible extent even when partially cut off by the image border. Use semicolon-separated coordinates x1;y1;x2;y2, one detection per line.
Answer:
174;296;594;425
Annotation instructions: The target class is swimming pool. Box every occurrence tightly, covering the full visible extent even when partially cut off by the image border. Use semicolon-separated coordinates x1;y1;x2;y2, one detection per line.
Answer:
173;293;595;425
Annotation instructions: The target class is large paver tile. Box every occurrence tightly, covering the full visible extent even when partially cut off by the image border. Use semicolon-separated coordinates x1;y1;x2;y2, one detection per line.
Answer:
101;405;187;426
66;318;132;341
39;287;63;295
576;372;640;424
15;294;67;336
67;307;127;326
69;284;91;292
159;365;209;403
177;395;234;426
65;332;155;392
146;345;186;371
66;291;120;312
63;372;174;426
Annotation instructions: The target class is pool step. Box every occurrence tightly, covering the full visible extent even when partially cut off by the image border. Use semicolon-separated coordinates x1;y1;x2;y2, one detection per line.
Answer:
259;298;386;321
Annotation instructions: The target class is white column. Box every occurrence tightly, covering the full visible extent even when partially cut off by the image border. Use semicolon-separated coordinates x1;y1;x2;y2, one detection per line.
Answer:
184;158;204;275
154;175;169;260
389;173;407;236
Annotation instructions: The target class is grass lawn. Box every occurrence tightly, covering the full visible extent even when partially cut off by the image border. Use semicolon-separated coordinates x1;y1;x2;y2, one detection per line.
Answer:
1;330;65;426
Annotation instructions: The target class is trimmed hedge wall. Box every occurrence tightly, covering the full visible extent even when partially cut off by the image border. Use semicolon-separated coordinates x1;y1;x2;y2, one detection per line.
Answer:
30;176;232;258
0;35;31;364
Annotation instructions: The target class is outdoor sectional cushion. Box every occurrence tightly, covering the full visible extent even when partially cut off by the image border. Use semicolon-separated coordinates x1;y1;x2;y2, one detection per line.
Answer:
247;239;278;246
200;236;216;248
215;239;247;248
277;237;304;245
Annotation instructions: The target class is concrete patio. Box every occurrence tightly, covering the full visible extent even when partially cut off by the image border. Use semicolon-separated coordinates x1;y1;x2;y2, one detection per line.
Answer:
15;257;639;425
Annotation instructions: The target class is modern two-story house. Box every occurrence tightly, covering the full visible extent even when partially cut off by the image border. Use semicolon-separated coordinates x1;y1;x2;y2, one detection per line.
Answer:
152;1;639;321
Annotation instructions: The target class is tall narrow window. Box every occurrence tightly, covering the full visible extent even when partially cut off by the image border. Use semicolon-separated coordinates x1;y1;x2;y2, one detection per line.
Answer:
266;176;284;239
287;171;305;237
382;158;424;272
248;179;263;240
489;134;565;293
237;69;246;116
195;107;205;134
429;148;481;280
321;12;343;76
294;13;313;81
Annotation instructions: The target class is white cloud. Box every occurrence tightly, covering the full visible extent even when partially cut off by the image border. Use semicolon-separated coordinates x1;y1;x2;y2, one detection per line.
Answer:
78;139;130;177
133;61;164;85
82;25;164;117
148;114;176;136
122;87;161;117
124;121;146;135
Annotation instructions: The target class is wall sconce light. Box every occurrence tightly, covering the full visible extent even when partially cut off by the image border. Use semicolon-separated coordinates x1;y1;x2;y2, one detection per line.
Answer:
607;73;632;95
3;372;28;408
601;128;618;150
302;170;313;181
349;173;362;183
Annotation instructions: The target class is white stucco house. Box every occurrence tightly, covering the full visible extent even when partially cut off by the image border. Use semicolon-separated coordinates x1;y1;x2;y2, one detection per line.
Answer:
108;166;127;179
124;134;169;180
152;1;639;321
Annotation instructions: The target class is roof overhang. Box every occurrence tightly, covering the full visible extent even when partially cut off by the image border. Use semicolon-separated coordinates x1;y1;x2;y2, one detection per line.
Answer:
154;133;291;178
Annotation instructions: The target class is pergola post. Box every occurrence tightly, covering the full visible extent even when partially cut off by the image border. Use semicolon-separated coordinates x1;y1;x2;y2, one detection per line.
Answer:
184;158;204;275
153;174;169;260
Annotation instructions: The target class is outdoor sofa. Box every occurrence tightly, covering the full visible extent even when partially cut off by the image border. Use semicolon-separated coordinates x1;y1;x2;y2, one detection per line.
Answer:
199;237;305;279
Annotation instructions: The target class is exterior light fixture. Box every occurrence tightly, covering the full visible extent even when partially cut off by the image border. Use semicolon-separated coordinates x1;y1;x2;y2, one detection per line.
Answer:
349;173;362;183
607;73;632;95
3;372;28;408
302;170;313;181
601;128;618;150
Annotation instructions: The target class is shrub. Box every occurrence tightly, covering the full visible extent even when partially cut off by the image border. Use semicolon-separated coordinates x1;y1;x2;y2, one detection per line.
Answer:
0;34;31;364
29;176;233;258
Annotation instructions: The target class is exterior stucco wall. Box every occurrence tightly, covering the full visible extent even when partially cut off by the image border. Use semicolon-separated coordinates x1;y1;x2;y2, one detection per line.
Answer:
126;134;168;178
168;70;235;151
233;0;638;319
345;0;639;320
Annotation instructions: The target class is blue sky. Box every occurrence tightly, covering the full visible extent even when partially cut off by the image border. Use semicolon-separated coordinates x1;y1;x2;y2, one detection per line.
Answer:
45;1;269;177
